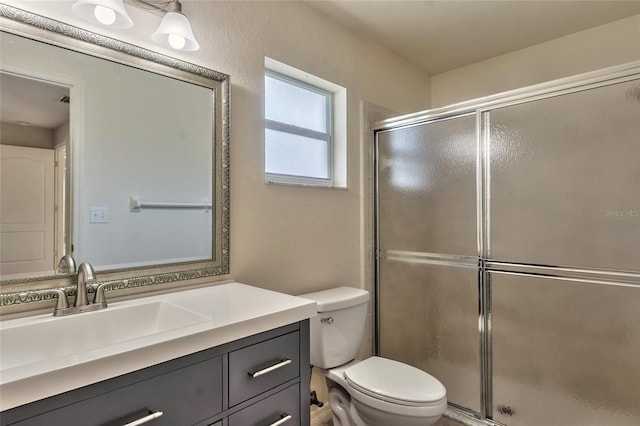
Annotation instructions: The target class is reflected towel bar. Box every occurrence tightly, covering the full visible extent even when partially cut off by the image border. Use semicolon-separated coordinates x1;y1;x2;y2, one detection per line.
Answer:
129;196;211;212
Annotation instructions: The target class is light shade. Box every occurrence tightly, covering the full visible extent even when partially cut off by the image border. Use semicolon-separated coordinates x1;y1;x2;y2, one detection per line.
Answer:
151;11;200;51
72;0;133;29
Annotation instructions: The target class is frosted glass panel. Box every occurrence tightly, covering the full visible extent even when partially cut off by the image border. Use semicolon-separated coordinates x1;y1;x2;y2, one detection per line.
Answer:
489;79;640;271
492;273;640;426
378;259;480;412
265;129;329;178
377;115;477;256
265;74;328;132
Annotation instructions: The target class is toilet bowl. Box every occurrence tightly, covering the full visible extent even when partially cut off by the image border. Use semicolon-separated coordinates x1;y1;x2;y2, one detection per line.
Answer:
300;287;447;426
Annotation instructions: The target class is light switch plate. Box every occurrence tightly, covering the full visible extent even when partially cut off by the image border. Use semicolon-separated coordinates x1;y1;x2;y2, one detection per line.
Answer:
89;207;109;223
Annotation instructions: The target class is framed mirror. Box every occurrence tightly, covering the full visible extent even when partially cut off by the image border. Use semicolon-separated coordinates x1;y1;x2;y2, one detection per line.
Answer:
0;5;229;299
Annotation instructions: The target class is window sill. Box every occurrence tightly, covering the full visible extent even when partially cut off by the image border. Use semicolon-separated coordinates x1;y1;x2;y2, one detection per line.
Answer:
264;178;347;190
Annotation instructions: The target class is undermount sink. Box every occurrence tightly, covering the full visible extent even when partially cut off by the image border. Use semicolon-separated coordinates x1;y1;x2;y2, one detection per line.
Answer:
0;301;209;373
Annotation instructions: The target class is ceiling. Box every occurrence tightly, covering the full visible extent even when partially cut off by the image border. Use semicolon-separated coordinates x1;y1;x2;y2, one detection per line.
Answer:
304;0;640;75
0;72;70;129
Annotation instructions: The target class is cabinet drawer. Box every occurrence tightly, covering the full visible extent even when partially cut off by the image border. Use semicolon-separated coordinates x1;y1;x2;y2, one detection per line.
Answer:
13;356;223;426
228;331;299;406
228;384;299;426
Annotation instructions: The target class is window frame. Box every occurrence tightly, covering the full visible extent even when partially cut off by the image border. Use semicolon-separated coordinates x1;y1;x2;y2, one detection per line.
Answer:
264;69;334;186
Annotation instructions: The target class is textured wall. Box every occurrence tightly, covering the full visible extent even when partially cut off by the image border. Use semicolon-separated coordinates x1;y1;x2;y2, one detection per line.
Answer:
201;1;431;295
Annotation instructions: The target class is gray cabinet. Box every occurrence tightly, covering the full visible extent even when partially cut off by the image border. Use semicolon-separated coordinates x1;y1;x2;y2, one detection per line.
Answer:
1;321;310;426
228;384;300;426
9;357;223;426
229;331;300;406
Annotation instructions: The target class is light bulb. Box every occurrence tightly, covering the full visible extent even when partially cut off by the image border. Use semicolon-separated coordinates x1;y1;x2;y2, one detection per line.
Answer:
94;5;116;25
151;10;199;51
168;34;186;50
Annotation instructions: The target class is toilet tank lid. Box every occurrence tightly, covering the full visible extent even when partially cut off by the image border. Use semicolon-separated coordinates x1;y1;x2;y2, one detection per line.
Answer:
299;287;369;312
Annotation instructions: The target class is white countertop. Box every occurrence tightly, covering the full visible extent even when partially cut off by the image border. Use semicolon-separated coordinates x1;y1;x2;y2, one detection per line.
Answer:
0;282;317;411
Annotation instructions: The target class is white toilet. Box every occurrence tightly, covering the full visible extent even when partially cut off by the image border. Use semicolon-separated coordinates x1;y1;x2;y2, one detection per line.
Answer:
300;287;447;426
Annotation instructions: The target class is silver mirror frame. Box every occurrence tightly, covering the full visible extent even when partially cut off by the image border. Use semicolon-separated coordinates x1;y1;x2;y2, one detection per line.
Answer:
0;4;230;306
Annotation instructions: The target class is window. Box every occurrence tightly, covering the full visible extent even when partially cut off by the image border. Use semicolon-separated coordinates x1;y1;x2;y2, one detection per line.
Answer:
264;59;346;188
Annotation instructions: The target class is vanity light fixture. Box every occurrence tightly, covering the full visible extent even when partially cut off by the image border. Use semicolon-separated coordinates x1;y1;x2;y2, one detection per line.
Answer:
72;0;133;28
72;0;200;51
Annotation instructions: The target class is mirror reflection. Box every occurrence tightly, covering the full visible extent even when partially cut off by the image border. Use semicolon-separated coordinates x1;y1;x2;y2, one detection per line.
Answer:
0;73;71;278
0;31;216;281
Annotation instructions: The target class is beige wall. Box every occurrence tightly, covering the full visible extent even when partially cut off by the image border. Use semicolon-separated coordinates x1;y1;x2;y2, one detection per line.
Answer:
4;1;431;297
198;1;431;296
0;123;54;149
431;14;640;107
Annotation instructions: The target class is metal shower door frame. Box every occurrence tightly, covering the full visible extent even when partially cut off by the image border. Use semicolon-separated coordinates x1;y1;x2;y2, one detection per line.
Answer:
373;60;640;423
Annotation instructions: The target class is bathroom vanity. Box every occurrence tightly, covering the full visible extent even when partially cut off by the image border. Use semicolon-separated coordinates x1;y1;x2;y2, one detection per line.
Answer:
0;283;316;426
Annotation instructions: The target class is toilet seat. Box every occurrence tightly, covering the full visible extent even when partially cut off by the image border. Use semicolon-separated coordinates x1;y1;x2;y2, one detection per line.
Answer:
344;357;446;406
324;359;447;422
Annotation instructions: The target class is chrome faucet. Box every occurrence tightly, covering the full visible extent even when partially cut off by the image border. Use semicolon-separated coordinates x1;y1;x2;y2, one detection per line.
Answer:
53;262;108;316
57;254;77;274
75;262;95;307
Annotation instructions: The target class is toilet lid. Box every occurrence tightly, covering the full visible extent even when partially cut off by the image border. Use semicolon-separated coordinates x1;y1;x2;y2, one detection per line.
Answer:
344;357;446;405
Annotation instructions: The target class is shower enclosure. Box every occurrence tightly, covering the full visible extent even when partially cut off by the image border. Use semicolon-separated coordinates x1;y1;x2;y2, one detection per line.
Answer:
374;63;640;425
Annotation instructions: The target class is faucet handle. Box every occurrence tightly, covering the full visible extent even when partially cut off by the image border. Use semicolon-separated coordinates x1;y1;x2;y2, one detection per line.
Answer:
52;289;69;316
93;283;108;308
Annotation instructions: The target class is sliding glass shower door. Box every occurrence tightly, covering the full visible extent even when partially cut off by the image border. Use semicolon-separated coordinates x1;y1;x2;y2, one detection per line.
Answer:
375;71;640;425
487;79;640;425
491;273;640;425
489;79;640;271
377;114;482;413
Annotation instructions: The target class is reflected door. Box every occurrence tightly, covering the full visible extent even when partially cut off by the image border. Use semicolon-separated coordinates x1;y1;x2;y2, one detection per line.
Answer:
1;144;55;277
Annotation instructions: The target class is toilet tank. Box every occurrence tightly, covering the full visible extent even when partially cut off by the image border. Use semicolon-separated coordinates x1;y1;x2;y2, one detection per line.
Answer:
299;287;369;369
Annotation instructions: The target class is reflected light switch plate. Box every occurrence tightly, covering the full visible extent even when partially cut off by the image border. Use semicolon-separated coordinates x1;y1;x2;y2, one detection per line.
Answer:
89;207;109;223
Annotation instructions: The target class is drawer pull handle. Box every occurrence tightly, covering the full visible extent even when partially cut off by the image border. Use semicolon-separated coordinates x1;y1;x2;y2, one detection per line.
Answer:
269;413;292;426
249;358;293;378
122;410;163;426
